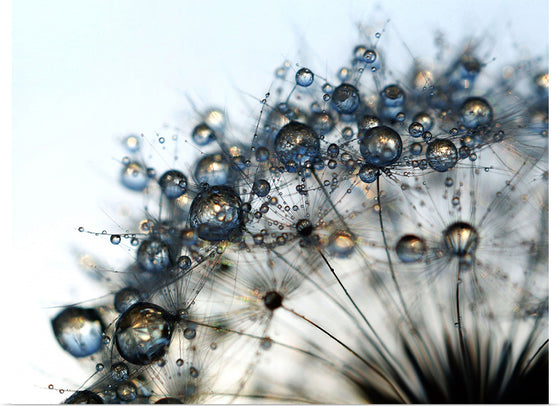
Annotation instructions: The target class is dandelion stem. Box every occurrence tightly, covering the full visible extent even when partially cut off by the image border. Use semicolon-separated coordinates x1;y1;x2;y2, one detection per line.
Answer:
283;306;408;403
521;338;548;376
375;175;413;328
315;247;406;372
456;262;467;362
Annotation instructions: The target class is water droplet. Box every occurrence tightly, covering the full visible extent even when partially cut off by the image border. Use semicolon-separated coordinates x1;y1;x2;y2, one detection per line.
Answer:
413;112;434;131
110;362;129;382
380;85;405;107
253;179;271;198
114;287;141;313
158;170;188;199
110;234;121;245
426;139;458;172
190;367;199;378
52;307;104;358
255;146;270;162
115;302;174;365
194;153;234;186
64;391;103;404
327;230;356;258
358;164;378;183
177;255;192;271
137;239;172;273
189;185;244;242
117;381;137;402
295;67;314;87
410;142;422;155
191;123;216;146
408;122;424;138
364;49;377;63
261;337;273;350
459;97;493;128
443;222;479;257
327;143;340;158
338;67;351;81
422;131;433;143
332;83;360;114
184;325;196;340
123;135;141;153
274;121;320;167
360;126;403;167
396;235;426;263
121;161;149;191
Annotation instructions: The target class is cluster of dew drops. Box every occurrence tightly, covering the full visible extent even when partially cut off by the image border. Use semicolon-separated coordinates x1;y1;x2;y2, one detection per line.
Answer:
50;26;548;404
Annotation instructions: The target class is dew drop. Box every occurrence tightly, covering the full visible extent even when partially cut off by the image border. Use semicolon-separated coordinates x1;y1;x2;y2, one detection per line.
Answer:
459;97;493;128
191;123;216;146
253;179;271;198
189;185;244;242
408;122;424;138
360;126;403;167
332;83;361;114
137;239;172;273
443;222;479;257
52;307;104;358
115;302;174;365
426;139;458;172
274;121;320;167
158;170;188;199
121;161;149;191
396;235;426;263
295;67;314;87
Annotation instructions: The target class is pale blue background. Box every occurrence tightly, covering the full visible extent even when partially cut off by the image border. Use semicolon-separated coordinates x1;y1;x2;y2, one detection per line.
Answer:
10;0;549;403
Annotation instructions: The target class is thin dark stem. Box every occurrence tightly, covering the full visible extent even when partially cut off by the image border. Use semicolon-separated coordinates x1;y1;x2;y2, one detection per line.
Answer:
456;262;467;362
521;338;548;376
283;306;408;403
376;175;414;328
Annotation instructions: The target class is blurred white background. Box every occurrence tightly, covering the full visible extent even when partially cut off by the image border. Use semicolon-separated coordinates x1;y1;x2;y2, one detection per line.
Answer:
8;0;549;403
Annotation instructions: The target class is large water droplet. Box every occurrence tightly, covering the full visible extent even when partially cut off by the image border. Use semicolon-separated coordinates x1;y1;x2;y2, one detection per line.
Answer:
295;67;314;87
327;230;356;258
360;126;402;167
137;239;172;273
189;185;244;242
459;97;493;128
396;235;426;263
114;287;141;313
332;83;360;114
426;139;458;172
194;153;235;186
115;302;175;365
443;222;478;257
158;170;188;199
121;162;149;191
52;307;104;358
274;121;320;167
191;123;216;146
